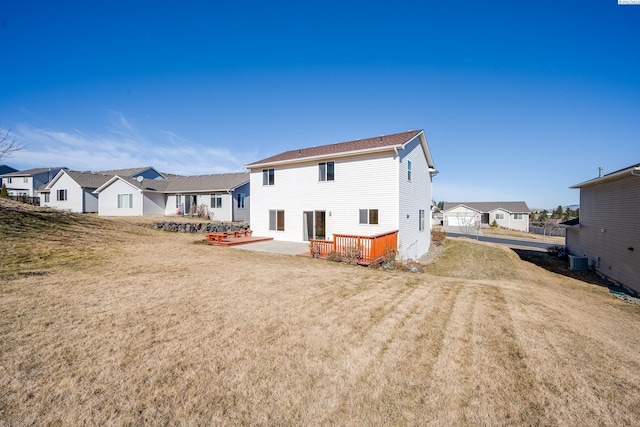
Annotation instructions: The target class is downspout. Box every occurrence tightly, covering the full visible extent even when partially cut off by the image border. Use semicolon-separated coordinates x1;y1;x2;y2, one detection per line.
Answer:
228;189;233;221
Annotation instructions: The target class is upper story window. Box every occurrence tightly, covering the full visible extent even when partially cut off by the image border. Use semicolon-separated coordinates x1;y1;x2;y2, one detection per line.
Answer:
359;209;379;225
23;177;29;183
263;168;275;186
407;160;412;181
319;161;334;181
7;178;12;183
57;189;67;201
211;194;222;208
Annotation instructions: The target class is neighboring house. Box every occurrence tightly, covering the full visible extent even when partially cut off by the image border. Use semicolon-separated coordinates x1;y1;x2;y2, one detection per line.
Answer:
565;163;640;294
39;167;167;213
95;172;250;221
0;165;18;188
442;201;531;232
244;130;437;261
0;167;64;198
40;170;115;213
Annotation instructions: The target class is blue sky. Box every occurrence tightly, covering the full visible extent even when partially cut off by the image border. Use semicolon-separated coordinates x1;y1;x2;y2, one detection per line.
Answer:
1;0;639;209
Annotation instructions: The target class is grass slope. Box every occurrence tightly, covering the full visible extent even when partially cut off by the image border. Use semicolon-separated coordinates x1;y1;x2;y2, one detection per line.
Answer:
1;200;639;425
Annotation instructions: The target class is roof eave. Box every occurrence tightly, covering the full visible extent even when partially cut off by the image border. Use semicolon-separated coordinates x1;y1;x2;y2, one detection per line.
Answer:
244;144;405;170
570;167;640;188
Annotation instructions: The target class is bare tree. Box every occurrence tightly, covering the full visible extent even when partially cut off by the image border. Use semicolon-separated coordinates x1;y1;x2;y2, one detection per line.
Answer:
457;209;481;239
0;124;24;160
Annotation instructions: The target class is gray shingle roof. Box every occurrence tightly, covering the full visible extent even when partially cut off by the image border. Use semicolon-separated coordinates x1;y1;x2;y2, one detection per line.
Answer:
443;201;530;213
111;172;250;193
1;167;66;177
65;171;115;189
245;130;423;167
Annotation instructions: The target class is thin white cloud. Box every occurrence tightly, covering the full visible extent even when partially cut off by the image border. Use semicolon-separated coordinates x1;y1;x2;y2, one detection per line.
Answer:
10;113;255;176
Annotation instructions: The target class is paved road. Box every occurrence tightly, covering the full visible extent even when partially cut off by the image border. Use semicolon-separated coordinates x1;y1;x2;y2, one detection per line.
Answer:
446;232;553;250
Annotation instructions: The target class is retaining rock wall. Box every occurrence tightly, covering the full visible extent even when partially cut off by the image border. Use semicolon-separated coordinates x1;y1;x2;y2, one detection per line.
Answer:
153;221;250;234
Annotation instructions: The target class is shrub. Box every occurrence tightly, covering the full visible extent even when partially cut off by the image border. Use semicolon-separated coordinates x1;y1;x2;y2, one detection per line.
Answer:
431;229;446;246
0;184;7;199
491;219;499;228
327;251;342;262
547;244;567;259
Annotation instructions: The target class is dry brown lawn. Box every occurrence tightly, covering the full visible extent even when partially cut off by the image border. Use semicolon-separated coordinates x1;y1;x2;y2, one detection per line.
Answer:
1;200;639;425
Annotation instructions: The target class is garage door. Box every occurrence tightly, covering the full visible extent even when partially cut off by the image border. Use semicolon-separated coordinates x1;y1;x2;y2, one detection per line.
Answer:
447;215;475;226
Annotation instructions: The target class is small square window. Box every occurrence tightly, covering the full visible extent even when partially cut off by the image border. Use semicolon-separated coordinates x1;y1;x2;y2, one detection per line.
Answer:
319;162;335;181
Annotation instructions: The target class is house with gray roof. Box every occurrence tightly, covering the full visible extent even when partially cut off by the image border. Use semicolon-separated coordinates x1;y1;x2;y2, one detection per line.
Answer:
0;165;18;188
94;172;250;221
442;201;531;232
41;169;116;213
0;167;64;200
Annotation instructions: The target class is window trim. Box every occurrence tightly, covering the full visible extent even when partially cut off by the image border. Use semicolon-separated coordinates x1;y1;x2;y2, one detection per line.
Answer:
269;209;285;231
56;189;67;201
407;160;412;181
263;168;275;186
211;194;222;209
359;209;379;225
237;193;246;209
318;161;335;182
495;213;505;220
513;213;523;220
117;193;133;209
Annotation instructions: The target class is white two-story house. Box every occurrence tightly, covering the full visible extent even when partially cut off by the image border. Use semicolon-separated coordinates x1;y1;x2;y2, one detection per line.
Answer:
244;130;437;261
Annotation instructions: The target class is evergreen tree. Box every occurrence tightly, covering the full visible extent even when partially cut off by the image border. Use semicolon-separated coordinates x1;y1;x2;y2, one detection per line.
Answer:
0;183;7;198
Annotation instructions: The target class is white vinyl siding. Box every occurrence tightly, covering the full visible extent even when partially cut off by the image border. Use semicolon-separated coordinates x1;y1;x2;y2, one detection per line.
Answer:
46;172;85;213
250;153;399;243
398;135;432;259
99;179;142;216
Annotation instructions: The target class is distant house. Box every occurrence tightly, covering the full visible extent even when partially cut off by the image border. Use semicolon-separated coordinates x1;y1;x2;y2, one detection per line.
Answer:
0;167;64;199
0;165;18;188
244;130;437;261
442;201;531;232
40;167;166;213
95;172;250;221
565;163;640;294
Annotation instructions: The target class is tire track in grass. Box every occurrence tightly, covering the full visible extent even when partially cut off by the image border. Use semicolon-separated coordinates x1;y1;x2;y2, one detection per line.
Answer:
311;278;464;425
507;289;640;426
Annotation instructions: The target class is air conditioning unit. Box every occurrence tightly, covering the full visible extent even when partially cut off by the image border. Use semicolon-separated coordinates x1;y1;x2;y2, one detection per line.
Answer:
568;255;589;271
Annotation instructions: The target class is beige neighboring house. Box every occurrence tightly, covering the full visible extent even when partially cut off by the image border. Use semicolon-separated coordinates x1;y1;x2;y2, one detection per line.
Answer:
565;163;640;294
442;201;531;232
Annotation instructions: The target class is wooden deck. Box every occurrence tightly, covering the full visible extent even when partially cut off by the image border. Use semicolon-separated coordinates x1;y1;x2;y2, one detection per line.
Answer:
308;230;399;266
205;231;273;247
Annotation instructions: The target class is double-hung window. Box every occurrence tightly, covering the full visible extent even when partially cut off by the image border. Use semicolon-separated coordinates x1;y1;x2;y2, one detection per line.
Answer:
495;213;504;220
359;209;379;225
57;189;67;201
269;210;285;231
318;161;334;181
211;195;222;208
263;168;275;186
117;194;133;209
513;213;523;220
